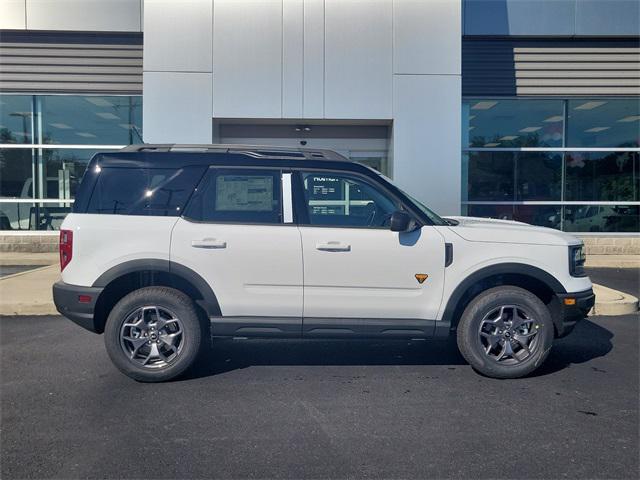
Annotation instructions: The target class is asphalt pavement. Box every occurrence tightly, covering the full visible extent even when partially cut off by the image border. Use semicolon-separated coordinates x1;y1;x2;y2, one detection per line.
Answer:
586;267;639;298
1;308;638;479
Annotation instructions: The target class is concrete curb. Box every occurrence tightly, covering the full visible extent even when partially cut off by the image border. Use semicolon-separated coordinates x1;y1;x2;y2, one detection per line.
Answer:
591;283;639;316
585;254;640;269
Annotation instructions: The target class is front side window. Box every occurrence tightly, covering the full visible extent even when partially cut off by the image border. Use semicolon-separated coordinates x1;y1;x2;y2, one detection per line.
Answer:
300;171;397;228
185;168;282;224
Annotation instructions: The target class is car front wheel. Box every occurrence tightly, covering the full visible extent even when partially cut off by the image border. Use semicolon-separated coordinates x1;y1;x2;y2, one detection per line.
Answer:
104;286;204;382
456;286;554;379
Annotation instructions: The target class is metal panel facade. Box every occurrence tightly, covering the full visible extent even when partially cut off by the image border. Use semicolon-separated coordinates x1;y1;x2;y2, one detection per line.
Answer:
0;32;143;94
462;39;640;97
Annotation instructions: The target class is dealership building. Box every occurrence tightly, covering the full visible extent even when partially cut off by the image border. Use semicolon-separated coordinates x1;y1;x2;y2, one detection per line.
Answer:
0;0;638;251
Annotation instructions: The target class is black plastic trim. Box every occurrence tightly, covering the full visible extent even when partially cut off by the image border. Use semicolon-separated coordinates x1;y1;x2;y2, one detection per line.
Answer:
210;316;302;338
556;288;595;338
303;317;436;338
53;281;104;333
441;263;567;327
92;259;221;316
445;243;454;267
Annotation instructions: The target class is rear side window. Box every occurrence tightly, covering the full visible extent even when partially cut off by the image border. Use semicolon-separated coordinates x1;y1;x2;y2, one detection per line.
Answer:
86;167;204;216
185;168;282;224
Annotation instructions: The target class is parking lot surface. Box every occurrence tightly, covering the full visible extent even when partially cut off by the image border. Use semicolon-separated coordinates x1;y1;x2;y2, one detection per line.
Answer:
1;306;638;479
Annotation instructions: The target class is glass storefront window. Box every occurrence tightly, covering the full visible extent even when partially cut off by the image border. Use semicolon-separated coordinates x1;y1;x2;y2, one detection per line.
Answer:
463;97;639;232
0;94;141;230
0;201;72;231
567;99;640;148
466;151;514;201
463;99;564;148
465;204;563;230
564;205;639;233
565;151;639;202
516;152;562;201
0;95;34;144
41;149;113;199
40;95;142;145
466;151;562;202
0;148;33;198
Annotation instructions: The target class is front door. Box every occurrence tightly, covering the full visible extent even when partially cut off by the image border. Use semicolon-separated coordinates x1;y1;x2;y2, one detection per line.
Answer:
171;167;303;337
296;170;446;337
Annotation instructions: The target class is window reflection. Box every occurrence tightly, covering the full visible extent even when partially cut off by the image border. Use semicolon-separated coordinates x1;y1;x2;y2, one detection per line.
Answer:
0;94;142;230
516;152;562;201
567;99;640;148
565;151;639;202
0;149;33;198
0;95;33;144
463;99;564;148
564;205;639;233
41;149;113;199
467;151;514;201
41;96;142;145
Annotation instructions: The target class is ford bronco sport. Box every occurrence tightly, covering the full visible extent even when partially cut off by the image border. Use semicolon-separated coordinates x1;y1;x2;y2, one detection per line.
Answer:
53;145;595;382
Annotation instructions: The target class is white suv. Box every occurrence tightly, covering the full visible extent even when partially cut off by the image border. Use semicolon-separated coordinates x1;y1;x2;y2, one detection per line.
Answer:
53;145;594;382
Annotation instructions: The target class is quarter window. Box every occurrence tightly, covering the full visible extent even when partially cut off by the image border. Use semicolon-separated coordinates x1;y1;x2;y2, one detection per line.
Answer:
185;168;282;224
300;171;397;228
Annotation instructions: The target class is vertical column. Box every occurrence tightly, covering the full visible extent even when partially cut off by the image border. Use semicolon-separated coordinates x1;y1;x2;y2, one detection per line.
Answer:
391;0;462;215
303;0;325;119
143;0;213;143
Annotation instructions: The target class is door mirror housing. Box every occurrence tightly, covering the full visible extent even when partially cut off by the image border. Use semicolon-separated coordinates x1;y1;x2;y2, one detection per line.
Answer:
389;210;413;232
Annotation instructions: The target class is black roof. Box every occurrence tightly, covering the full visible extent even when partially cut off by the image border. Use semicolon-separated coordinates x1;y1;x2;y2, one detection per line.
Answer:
92;143;374;174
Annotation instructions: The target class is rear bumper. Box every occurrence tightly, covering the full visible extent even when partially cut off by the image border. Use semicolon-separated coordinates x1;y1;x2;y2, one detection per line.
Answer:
556;288;595;338
52;281;103;333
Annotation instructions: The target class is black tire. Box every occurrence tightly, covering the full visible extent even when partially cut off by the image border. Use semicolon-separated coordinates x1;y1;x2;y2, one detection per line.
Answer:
456;286;554;379
104;286;204;382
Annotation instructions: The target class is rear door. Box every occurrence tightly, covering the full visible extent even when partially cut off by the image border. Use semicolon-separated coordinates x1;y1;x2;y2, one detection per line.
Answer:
295;169;446;337
170;166;303;337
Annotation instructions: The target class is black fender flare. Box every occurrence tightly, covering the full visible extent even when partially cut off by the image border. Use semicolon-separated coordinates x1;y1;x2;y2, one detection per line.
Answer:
441;262;566;326
93;259;221;316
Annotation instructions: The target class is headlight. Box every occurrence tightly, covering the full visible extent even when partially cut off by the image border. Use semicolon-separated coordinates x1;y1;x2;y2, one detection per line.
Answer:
569;245;586;277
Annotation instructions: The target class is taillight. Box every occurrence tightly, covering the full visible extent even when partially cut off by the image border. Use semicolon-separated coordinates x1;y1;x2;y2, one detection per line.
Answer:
60;229;73;271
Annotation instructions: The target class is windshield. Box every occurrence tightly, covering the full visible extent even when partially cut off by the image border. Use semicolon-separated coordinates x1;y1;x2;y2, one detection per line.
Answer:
373;171;449;226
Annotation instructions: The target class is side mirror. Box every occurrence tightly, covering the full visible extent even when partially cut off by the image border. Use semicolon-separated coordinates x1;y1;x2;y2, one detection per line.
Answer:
389;210;412;232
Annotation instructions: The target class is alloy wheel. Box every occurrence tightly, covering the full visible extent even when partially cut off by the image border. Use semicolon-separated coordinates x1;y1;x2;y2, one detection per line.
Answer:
478;305;540;365
119;306;184;368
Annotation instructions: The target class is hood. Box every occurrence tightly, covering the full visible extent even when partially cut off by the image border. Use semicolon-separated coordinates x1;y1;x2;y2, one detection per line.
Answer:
443;216;582;247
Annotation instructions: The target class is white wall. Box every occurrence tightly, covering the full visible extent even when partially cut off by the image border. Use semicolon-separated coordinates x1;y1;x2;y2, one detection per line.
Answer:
6;0;143;32
142;0;462;213
324;0;393;119
212;0;283;118
0;0;26;29
393;75;461;216
143;72;213;143
144;0;212;72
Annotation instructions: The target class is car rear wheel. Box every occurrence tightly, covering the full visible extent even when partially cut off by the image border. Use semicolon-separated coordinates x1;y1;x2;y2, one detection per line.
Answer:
456;286;554;379
104;286;204;382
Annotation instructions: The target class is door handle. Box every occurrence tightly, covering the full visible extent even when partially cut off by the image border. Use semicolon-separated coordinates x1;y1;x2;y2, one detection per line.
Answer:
316;241;351;252
191;238;227;249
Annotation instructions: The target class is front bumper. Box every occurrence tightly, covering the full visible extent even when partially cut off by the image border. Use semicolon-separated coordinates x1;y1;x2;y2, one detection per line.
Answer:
52;281;103;333
555;288;595;337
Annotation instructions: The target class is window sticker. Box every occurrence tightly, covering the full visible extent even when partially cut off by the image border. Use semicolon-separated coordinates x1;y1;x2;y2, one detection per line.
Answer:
216;175;274;212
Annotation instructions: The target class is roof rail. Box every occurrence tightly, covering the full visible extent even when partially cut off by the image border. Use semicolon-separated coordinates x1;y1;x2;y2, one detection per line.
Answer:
118;143;348;161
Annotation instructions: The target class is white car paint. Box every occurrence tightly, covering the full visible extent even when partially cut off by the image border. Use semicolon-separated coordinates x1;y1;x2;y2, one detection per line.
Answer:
61;213;178;287
60;178;591;323
170;219;303;318
299;225;445;320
